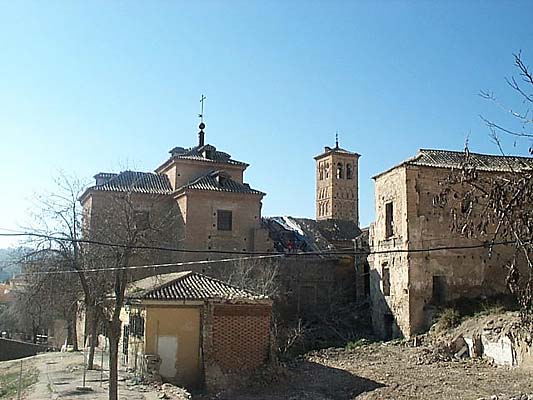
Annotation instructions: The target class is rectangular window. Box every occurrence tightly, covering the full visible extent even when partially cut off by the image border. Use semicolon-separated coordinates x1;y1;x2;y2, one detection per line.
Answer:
129;314;145;338
217;210;232;231
382;263;390;296
134;210;150;231
385;202;394;238
432;275;447;305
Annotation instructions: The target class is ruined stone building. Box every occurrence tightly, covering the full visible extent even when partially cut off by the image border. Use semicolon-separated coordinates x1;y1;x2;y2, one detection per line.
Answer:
369;149;533;339
80;122;272;268
261;140;369;320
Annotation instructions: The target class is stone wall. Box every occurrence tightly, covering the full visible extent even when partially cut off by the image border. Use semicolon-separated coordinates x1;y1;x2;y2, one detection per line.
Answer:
405;166;515;335
371;164;521;339
370;166;410;339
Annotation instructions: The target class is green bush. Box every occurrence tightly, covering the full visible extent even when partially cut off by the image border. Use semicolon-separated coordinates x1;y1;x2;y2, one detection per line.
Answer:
436;308;461;331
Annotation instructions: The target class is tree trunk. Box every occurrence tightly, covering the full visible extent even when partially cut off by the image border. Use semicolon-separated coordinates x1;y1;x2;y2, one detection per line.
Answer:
71;307;79;351
86;306;98;369
107;319;121;400
66;307;78;351
32;325;38;344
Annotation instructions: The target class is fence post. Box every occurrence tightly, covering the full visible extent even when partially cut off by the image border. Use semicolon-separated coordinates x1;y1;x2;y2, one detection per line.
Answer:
17;359;23;400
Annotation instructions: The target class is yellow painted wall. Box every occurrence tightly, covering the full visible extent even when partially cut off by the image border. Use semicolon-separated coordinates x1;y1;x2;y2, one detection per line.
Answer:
145;306;201;388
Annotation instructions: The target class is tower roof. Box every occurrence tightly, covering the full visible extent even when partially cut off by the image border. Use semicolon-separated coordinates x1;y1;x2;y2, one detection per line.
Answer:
314;145;360;160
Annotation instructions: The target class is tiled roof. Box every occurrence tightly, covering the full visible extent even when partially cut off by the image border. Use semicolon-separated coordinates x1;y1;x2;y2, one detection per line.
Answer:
126;271;267;301
411;149;533;171
315;145;360;160
374;149;533;178
91;171;173;195
178;171;264;195
168;144;248;166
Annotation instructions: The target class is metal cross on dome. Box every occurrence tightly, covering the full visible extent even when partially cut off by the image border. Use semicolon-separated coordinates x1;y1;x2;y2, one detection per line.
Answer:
198;94;206;123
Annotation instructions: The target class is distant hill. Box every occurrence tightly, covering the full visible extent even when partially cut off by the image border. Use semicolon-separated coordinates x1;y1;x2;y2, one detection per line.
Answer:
0;248;28;282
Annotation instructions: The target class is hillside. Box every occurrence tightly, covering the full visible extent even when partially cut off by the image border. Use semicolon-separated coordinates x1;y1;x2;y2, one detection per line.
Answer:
0;248;26;282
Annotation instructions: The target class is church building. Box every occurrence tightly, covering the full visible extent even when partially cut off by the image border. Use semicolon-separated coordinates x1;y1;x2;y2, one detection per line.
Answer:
80;120;272;265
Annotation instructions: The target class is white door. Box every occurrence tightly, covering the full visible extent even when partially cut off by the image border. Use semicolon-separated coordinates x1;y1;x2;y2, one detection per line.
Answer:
157;336;178;379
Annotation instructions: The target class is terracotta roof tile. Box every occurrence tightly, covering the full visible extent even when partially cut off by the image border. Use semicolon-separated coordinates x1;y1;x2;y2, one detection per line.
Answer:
168;144;247;166
374;149;533;179
410;149;533;172
126;271;266;301
178;171;264;195
91;171;173;195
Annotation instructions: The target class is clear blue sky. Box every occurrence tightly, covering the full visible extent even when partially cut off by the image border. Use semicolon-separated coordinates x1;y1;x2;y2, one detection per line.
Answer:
1;0;532;248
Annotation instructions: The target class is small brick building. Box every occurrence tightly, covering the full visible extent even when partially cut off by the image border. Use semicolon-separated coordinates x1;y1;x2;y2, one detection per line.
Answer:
123;271;273;390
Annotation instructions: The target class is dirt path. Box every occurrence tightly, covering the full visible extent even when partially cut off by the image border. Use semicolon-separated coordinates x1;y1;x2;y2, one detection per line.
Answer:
0;352;163;400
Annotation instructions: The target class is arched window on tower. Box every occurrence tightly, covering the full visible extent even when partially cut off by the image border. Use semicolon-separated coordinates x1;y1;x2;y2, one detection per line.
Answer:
346;164;353;179
336;163;343;179
319;163;324;180
325;163;330;178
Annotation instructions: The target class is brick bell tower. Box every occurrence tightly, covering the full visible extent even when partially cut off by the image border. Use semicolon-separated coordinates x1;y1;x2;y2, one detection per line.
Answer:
314;135;360;225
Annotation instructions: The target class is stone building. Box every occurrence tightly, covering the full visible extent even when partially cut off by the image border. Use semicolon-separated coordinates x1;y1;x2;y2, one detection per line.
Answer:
369;149;533;339
79;122;272;267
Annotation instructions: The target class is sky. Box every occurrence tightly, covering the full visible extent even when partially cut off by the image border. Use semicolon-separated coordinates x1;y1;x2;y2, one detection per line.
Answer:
1;0;532;248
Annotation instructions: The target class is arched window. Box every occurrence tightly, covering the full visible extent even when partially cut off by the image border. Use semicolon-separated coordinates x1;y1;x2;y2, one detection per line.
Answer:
346;164;353;179
319;164;324;180
336;163;343;179
325;163;330;178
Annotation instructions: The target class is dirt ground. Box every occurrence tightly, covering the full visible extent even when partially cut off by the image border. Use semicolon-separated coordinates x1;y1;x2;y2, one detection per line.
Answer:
209;341;533;400
2;329;532;399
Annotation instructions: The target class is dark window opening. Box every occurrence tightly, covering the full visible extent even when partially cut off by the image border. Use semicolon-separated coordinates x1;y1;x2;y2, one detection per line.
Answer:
346;164;353;179
432;275;447;305
384;313;394;340
217;210;232;231
363;262;370;297
336;162;343;179
385;202;394;238
122;325;129;357
134;211;150;231
129;314;145;338
382;263;390;296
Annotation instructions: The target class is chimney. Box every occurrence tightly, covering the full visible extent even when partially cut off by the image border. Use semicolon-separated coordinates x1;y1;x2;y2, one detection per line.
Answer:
94;172;117;186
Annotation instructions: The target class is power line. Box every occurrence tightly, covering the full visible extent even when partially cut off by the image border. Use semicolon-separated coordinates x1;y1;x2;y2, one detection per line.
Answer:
16;254;284;276
0;229;524;257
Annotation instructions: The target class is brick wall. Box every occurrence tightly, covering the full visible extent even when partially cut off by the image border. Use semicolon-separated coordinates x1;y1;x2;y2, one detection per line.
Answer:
211;304;271;371
203;301;273;391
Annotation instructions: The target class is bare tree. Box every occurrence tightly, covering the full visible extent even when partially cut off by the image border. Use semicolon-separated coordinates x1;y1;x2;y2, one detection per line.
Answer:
438;51;533;327
25;174;102;364
224;257;280;298
83;189;177;400
9;251;80;345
